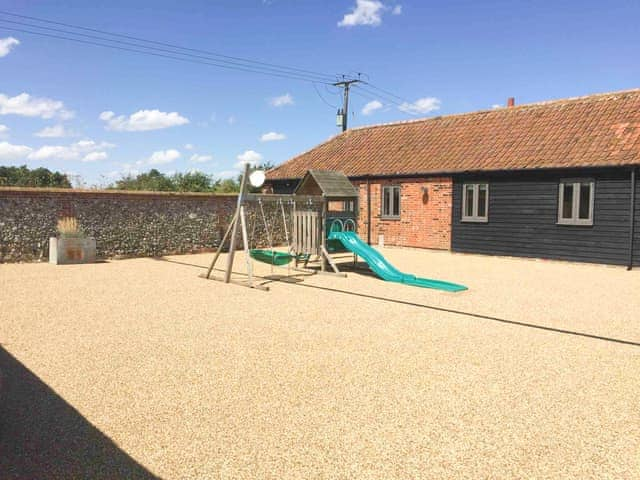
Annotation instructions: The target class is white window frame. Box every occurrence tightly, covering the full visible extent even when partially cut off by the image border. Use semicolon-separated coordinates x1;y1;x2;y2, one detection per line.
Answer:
461;183;489;222
557;179;595;226
381;185;401;219
342;200;356;212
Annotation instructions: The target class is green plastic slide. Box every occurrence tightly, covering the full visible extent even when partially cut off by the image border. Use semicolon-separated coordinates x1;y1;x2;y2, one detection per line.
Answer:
328;231;467;292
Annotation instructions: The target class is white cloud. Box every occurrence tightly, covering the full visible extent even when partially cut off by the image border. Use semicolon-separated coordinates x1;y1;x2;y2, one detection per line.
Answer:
235;150;263;168
28;145;77;161
190;153;213;163
99;109;189;132
34;124;76;138
0;141;32;160
0;37;20;57
260;131;286;142
269;93;294;107
338;0;385;27
27;139;115;161
398;97;441;115
143;149;181;165
82;151;108;162
361;100;383;115
491;104;503;110
184;143;194;150
392;5;402;15
0;92;74;119
75;139;115;150
227;115;237;125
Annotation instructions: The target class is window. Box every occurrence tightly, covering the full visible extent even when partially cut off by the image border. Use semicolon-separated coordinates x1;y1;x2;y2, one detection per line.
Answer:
558;179;594;225
342;200;356;212
461;183;489;222
382;185;401;218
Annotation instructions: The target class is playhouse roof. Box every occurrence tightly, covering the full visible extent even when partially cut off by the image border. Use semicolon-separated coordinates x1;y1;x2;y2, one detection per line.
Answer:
294;170;358;198
267;88;640;180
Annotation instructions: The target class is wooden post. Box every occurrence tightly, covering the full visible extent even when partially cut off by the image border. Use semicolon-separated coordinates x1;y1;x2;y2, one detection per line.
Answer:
205;209;238;279
320;199;327;272
240;204;253;286
293;200;298;267
224;163;250;283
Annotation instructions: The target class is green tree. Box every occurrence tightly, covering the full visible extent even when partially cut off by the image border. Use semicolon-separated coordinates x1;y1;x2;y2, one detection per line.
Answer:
172;171;215;192
0;165;72;188
111;169;175;191
214;178;240;193
107;163;275;193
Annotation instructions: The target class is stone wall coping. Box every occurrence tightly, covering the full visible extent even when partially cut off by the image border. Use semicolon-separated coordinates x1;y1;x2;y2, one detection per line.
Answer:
0;186;238;198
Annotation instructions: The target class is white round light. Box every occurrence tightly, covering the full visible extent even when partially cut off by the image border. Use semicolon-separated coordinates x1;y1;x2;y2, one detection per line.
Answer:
249;169;266;188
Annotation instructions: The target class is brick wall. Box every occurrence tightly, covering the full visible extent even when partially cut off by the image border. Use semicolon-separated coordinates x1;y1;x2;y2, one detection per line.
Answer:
0;187;287;263
354;177;453;250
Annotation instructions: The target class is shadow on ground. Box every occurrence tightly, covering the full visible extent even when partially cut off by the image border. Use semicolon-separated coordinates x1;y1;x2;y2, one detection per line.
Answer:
155;256;640;348
0;347;159;479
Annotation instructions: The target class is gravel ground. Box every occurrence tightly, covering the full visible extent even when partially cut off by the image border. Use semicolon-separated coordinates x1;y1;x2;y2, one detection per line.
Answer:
1;248;639;479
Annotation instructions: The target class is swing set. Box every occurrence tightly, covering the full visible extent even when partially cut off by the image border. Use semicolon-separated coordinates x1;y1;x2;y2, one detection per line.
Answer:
247;196;310;266
201;164;357;290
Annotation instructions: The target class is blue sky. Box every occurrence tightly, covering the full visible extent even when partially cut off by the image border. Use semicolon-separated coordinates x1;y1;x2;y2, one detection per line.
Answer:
1;0;639;186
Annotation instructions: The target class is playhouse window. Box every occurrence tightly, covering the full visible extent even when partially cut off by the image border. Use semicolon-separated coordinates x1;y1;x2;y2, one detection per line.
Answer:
382;185;401;218
558;179;594;226
462;183;489;222
342;200;356;212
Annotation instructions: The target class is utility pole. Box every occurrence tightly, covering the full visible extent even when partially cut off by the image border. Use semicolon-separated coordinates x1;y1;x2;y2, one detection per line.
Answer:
333;77;361;132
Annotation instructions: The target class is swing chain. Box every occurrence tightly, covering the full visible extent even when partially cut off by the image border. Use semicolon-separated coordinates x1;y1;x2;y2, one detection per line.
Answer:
258;198;274;250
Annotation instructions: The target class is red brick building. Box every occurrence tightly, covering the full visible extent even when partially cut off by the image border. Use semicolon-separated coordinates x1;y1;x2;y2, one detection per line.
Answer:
266;89;640;267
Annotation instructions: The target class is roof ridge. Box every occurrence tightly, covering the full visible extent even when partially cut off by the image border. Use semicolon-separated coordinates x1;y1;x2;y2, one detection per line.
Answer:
348;87;640;132
266;86;640;181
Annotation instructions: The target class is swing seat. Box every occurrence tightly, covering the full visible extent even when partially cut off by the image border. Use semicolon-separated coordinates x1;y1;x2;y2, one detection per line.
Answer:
249;249;310;266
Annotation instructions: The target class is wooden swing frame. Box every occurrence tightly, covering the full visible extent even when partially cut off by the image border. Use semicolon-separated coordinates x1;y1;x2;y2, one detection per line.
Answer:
201;164;344;291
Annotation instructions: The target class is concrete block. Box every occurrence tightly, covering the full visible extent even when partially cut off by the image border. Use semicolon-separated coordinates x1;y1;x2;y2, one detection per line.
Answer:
49;237;96;265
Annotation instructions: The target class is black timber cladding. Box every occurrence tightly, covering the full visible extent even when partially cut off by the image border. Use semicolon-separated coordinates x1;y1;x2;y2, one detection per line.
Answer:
452;168;640;266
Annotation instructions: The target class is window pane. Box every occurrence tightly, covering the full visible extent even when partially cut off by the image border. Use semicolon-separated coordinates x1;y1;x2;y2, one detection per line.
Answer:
392;187;400;216
464;185;475;217
477;184;487;218
562;183;573;219
383;187;391;216
578;182;591;219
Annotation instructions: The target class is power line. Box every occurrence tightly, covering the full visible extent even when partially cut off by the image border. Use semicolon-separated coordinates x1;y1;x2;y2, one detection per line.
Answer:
0;10;422;124
352;86;428;117
0;24;335;84
353;86;404;110
312;82;338;109
0;10;337;82
324;83;342;96
361;81;413;104
355;84;407;107
0;18;333;83
353;84;429;118
351;87;382;102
